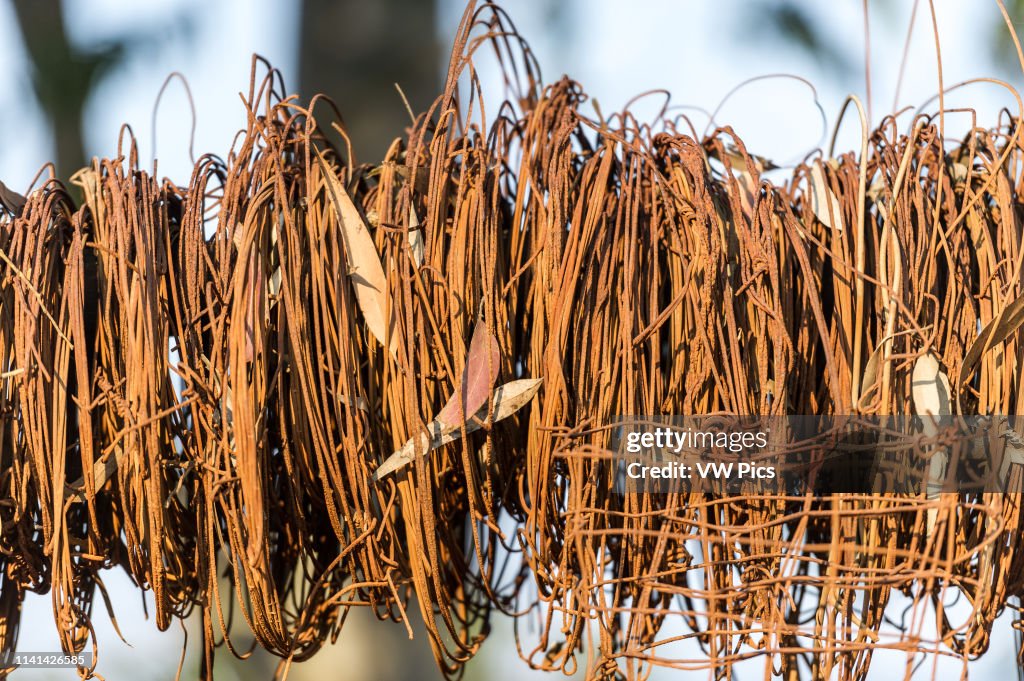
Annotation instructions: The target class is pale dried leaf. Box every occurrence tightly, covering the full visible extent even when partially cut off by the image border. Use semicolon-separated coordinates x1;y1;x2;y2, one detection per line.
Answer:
338;394;369;412
810;163;843;231
268;267;282;297
243;253;263;362
912;351;951;417
269;219;282;297
866;177;889;223
407;205;424;267
913;350;951;534
68;446;124;498
998;420;1024;486
857;343;885;409
316;150;397;356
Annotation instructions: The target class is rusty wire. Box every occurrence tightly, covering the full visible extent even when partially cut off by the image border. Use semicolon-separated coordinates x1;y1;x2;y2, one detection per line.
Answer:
2;2;1024;680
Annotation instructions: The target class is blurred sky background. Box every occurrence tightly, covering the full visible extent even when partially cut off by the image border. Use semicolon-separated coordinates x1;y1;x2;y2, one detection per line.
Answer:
0;0;1023;679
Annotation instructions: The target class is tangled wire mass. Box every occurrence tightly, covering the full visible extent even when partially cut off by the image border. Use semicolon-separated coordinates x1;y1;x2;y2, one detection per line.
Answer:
2;3;1024;679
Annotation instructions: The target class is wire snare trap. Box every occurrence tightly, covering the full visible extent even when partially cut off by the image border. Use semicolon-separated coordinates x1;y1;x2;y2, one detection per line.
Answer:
2;3;1024;679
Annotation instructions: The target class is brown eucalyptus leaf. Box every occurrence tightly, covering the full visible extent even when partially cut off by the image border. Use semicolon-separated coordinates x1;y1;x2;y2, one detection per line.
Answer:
437;318;501;426
0;180;26;216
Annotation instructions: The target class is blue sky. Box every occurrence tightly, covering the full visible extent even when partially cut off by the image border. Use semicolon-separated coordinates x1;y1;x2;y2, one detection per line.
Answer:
2;0;1021;191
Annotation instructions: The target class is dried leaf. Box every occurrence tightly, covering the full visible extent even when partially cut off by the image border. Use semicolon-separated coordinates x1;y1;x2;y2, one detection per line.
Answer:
268;220;282;297
316;150;397;356
810;163;843;230
268;266;282;298
338;394;369;412
93;447;124;490
244;253;263;362
712;144;777;173
407;205;424;267
950;162;969;184
867;177;889;223
374;377;543;480
437;318;500;426
395;165;430;192
68;446;124;498
958;294;1024;386
857;343;885;409
0;180;26;216
912;351;951;417
912;351;951;534
997;419;1024;486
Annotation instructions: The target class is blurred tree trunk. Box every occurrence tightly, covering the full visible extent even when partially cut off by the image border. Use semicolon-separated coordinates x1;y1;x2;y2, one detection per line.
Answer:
298;0;440;163
11;0;100;180
297;8;440;677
